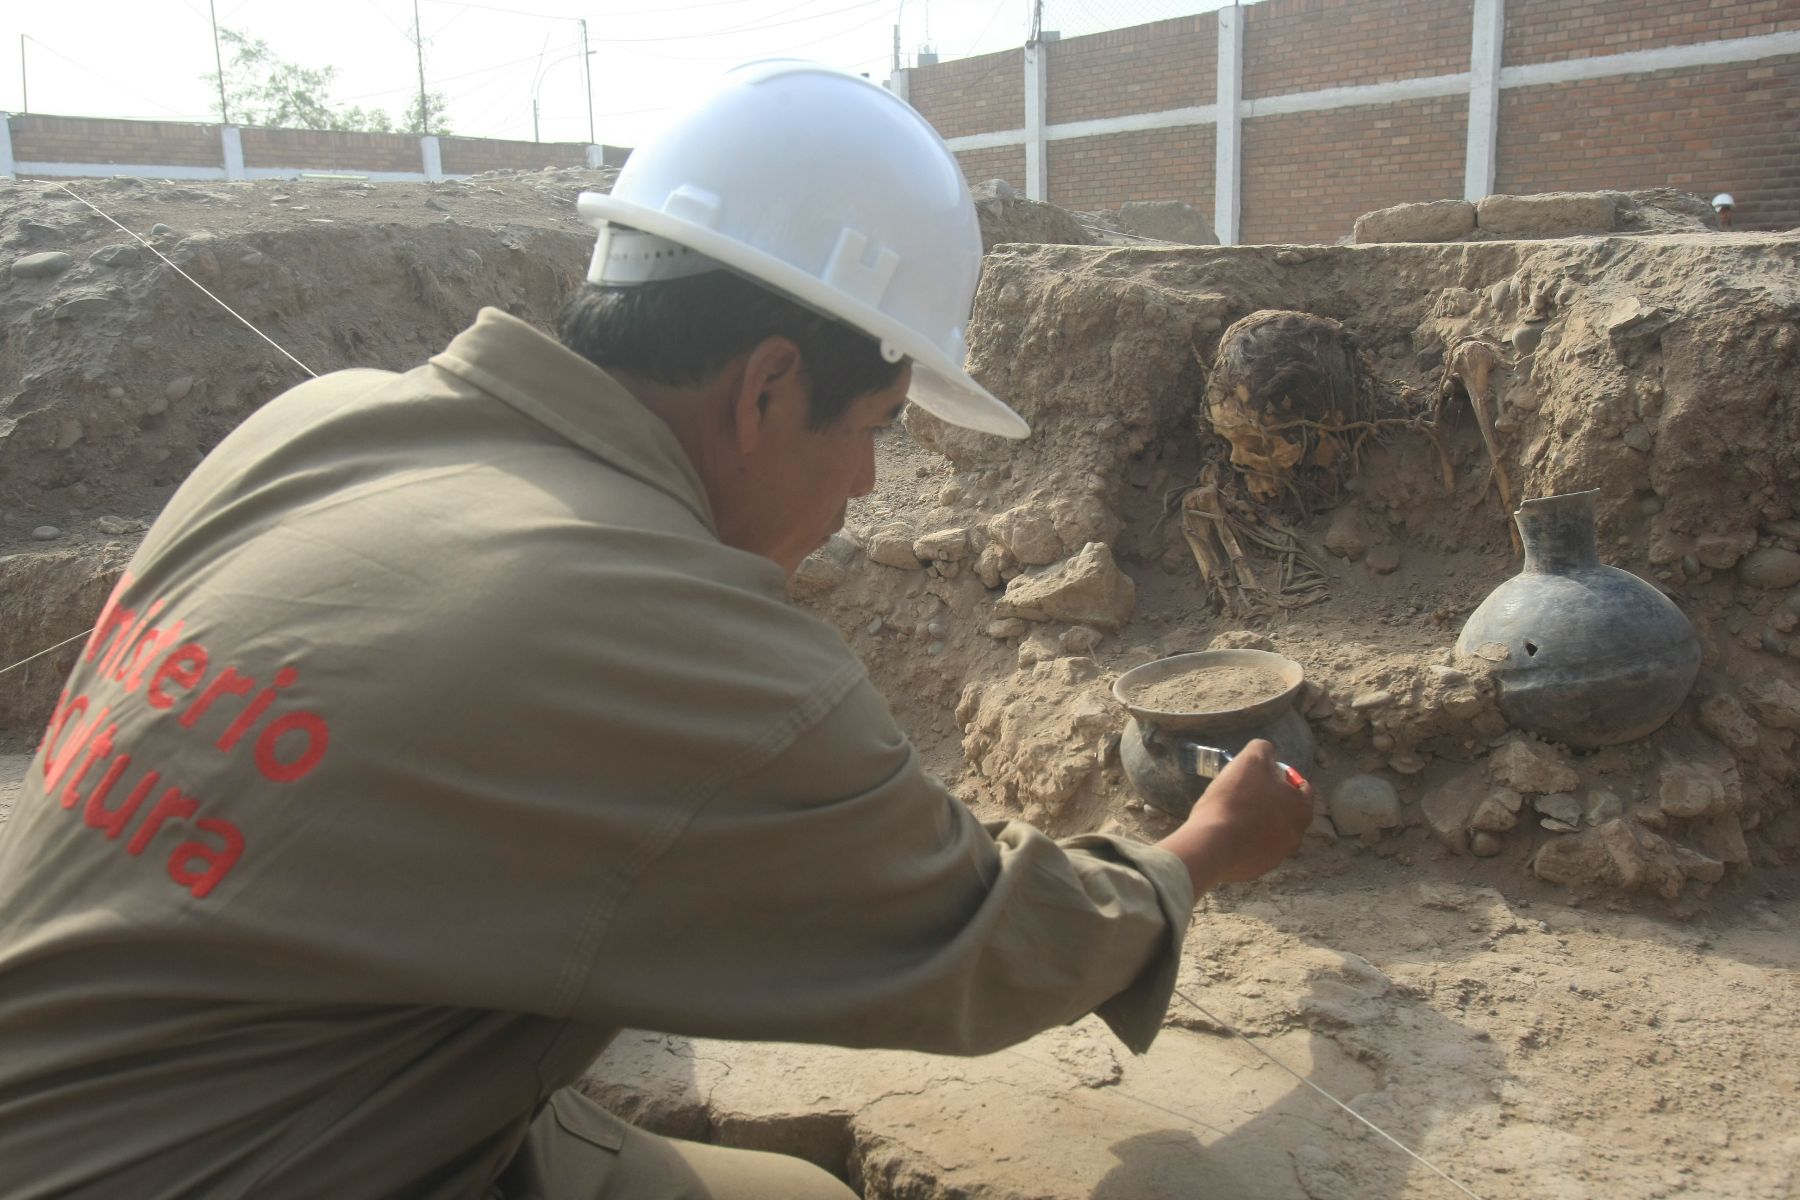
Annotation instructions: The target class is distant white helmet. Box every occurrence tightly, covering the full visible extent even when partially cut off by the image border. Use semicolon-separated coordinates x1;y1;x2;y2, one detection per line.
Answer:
1712;193;1735;208
577;60;1028;439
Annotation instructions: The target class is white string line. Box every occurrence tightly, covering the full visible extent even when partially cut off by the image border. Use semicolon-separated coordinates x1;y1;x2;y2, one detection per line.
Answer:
0;629;96;679
1172;986;1490;1200
11;184;1485;1200
42;183;320;380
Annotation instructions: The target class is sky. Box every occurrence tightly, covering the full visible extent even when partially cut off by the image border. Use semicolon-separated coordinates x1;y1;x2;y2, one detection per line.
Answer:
3;0;1234;149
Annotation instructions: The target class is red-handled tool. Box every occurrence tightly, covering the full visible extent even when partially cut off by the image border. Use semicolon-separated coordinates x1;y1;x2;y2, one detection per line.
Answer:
1185;744;1307;791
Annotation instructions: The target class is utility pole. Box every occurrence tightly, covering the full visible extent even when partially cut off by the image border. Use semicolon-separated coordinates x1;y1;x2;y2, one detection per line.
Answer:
892;24;900;72
532;99;539;143
414;0;430;135
579;18;595;145
19;36;27;114
208;0;230;123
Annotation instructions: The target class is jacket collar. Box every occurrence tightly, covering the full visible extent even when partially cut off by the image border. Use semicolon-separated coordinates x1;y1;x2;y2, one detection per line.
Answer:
430;307;717;534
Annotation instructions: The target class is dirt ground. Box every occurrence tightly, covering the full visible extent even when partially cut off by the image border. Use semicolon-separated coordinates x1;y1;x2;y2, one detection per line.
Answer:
3;174;1798;1198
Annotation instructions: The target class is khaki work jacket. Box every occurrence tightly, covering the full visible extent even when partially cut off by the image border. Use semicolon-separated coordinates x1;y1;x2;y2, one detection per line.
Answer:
0;309;1193;1199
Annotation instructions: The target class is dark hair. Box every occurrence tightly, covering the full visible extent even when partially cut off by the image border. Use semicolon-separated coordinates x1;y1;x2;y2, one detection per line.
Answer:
556;271;906;430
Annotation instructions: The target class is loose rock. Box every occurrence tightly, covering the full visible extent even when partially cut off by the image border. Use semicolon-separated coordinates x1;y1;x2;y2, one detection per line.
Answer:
1697;693;1760;752
30;525;62;541
1739;547;1800;590
1352;199;1476;245
1742;676;1800;731
1476;192;1616;238
1488;737;1580;794
1366;544;1402;575
1421;771;1480;853
996;542;1136;629
90;244;139;267
866;525;924;570
986;506;1062;566
1470;788;1523;833
1656;762;1732;820
1328;775;1401;837
11;251;76;280
912;527;972;563
1533;818;1685;898
1533;793;1583;826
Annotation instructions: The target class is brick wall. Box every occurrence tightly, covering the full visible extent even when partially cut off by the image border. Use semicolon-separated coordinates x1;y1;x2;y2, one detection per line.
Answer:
1244;0;1472;98
1051;126;1217;216
1497;55;1800;231
10;115;222;168
241;127;424;172
954;145;1027;193
5;112;604;178
903;0;1798;241
1242;96;1468;244
441;137;586;174
907;49;1022;139
1047;16;1217;124
1504;0;1800;66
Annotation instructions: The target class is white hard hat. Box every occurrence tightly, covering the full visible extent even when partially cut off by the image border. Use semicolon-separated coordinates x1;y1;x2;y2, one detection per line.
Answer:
1712;193;1735;208
577;60;1029;439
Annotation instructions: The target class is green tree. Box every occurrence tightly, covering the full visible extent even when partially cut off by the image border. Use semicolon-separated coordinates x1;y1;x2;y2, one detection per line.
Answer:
204;29;450;135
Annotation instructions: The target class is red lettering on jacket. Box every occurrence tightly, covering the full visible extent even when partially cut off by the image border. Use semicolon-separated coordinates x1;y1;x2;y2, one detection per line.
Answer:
87;767;160;840
217;666;298;752
45;705;109;792
118;619;185;693
180;667;255;730
58;726;117;809
147;644;208;710
254;711;330;783
167;819;244;898
126;788;200;857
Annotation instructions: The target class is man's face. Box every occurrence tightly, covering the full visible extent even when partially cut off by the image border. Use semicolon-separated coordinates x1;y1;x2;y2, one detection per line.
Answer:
719;363;911;577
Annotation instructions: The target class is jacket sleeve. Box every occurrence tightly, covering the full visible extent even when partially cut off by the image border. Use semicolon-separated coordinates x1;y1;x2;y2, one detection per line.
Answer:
574;674;1194;1055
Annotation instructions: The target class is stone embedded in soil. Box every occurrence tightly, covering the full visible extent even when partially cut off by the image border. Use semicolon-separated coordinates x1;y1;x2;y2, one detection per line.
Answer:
1621;424;1654;452
94;516;146;536
1207;629;1274;652
1470;788;1523;833
1533;793;1584;826
1420;770;1480;852
1327;774;1401;837
1352;199;1475;244
30;526;62;541
985;617;1028;639
1584;790;1623;825
54;295;109;321
1656;762;1732;820
1324;506;1370;560
788;554;848;601
1672;844;1725;883
1697;693;1761;752
1469;830;1505;857
10;251;75;280
865;526;924;570
1532;817;1685;898
1488;738;1580;794
1060;625;1102;654
996;542;1136;630
164;376;196;402
986;506;1062;567
1476;192;1616;238
1695;530;1756;571
1742;676;1800;731
1738;547;1800;590
1366;544;1402;574
911;527;971;563
90;244;139;267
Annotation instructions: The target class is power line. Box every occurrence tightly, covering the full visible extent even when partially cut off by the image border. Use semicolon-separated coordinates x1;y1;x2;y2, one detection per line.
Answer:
608;0;898;59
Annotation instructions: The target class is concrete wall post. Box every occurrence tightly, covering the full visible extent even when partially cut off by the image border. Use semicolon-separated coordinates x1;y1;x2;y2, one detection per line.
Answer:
1464;0;1505;200
220;126;246;181
1023;40;1049;201
0;114;15;179
1214;4;1244;244
421;135;444;182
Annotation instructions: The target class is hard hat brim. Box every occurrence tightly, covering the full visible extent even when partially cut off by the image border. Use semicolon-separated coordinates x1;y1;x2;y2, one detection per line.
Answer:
578;192;1031;440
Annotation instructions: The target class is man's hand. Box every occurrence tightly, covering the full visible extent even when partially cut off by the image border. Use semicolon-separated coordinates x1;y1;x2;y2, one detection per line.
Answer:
1154;739;1313;897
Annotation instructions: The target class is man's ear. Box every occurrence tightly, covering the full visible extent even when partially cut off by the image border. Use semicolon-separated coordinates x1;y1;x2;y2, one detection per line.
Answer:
729;336;806;456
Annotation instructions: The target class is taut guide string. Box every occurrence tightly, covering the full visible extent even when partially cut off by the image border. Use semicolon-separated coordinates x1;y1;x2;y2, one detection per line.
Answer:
4;183;1489;1200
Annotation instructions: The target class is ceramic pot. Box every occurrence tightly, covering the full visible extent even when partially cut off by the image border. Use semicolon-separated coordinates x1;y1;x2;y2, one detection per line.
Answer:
1113;650;1316;818
1456;489;1700;748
